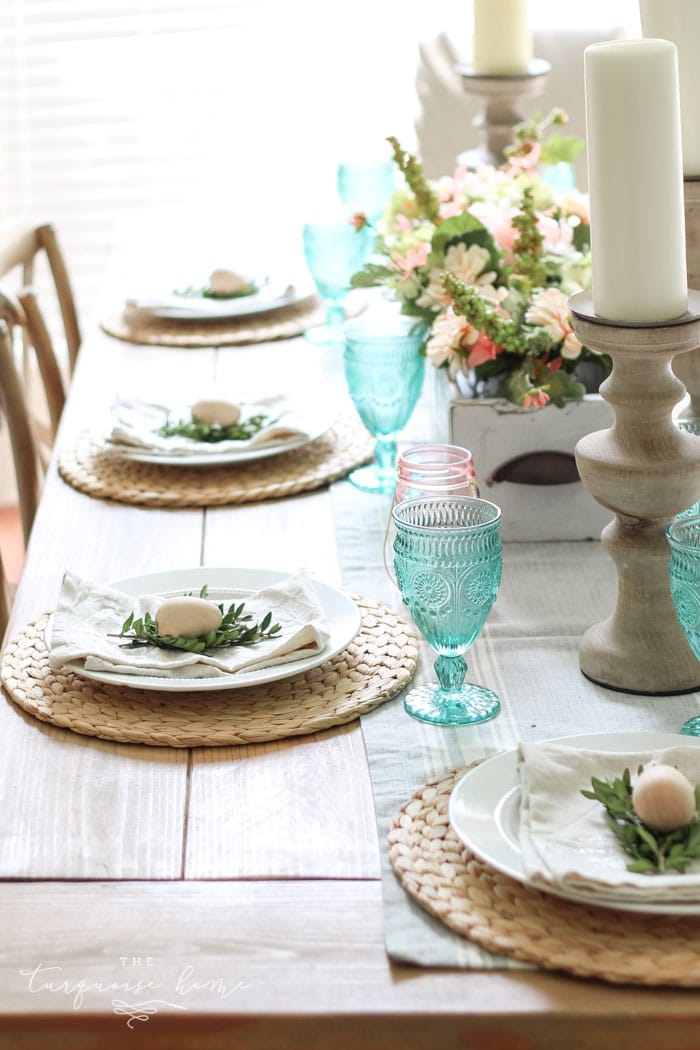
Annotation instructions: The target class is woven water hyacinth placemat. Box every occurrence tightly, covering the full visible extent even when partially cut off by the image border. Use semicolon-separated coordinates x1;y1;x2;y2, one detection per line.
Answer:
57;416;373;508
1;596;417;748
100;294;326;347
389;766;700;986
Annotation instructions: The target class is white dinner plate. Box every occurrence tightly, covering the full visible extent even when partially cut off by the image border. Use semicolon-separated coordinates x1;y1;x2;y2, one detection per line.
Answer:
103;419;333;467
101;404;335;467
448;730;700;915
124;276;316;322
48;567;361;693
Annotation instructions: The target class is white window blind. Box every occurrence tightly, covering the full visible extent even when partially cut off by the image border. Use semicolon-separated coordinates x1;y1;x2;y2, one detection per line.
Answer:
0;1;639;327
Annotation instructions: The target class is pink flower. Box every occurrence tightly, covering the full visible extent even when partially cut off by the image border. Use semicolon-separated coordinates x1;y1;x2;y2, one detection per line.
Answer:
394;214;413;232
392;243;429;279
438;200;463;220
507;142;542;174
469;200;519;255
466;333;499;369
349;212;368;231
523;389;551;410
538;215;574;255
560;190;590;225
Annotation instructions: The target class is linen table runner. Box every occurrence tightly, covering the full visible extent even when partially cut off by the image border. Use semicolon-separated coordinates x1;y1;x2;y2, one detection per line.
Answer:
330;480;700;969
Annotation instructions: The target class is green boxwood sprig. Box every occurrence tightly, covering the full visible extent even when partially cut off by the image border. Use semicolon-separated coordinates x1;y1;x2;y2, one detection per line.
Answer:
111;587;282;655
581;768;700;875
157;413;270;443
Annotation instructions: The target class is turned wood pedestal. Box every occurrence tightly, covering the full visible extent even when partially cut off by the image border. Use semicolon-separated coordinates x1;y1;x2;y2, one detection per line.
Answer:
569;290;700;695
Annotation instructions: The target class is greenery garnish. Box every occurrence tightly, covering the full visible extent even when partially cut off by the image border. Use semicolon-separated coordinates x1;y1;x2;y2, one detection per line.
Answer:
581;768;700;875
173;281;257;300
158;413;270;443
111;585;282;654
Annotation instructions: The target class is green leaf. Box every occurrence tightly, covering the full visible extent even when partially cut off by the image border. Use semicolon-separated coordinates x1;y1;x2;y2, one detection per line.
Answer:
626;858;657;874
350;263;395;289
429;213;501;276
539;132;585;166
572;222;591;253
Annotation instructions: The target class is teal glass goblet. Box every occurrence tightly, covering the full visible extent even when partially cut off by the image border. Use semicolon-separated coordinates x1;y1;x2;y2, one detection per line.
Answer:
668;514;700;736
674;417;700;519
336;158;395;226
302;221;371;346
392;495;502;725
344;316;426;494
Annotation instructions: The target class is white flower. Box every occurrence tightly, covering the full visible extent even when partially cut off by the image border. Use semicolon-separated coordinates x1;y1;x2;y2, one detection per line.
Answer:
416;243;497;310
525;287;582;360
425;308;478;371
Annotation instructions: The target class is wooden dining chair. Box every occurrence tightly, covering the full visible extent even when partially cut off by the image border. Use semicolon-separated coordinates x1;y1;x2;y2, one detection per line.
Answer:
0;319;41;546
0;218;81;374
0;546;11;645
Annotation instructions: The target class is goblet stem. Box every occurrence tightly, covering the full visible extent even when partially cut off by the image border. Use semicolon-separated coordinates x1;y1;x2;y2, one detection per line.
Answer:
325;299;346;336
434;655;467;691
374;434;398;483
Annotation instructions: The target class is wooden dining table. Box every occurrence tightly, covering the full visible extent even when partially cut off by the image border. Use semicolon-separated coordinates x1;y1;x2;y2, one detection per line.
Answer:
2;294;700;1050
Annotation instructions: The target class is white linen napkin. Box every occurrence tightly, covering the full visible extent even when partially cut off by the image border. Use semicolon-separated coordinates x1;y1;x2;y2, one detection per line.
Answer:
103;396;327;457
49;571;331;680
518;740;700;902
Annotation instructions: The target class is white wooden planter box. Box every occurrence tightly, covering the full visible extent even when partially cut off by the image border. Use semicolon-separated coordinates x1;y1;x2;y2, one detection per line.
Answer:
449;393;615;541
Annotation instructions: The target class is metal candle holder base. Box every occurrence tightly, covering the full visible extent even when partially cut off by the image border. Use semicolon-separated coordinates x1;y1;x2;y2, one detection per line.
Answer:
569;290;700;695
455;58;551;169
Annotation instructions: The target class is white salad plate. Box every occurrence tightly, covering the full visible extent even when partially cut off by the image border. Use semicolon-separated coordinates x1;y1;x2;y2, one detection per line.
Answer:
48;567;362;693
448;730;700;916
124;276;315;322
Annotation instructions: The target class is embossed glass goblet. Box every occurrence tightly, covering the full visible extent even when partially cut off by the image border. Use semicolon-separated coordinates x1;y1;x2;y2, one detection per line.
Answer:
668;514;700;736
302;220;371;346
344;317;426;493
392;495;502;725
674;417;700;519
336;158;395;226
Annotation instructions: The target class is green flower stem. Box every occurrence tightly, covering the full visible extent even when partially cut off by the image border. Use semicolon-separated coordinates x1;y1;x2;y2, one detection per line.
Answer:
386;136;440;224
441;274;523;354
510;186;547;290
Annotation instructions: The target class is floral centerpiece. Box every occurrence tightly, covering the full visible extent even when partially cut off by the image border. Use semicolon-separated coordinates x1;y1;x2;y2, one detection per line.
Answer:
351;113;609;410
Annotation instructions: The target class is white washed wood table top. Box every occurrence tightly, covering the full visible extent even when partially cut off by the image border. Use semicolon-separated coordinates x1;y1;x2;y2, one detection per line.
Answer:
1;323;700;1049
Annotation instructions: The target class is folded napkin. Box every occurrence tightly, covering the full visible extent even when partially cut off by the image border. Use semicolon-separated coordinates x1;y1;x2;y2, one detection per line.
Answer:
104;396;326;457
519;740;700;903
49;572;331;680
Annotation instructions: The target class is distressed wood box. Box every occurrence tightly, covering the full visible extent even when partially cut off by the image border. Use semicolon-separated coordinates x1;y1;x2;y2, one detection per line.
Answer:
449;394;615;541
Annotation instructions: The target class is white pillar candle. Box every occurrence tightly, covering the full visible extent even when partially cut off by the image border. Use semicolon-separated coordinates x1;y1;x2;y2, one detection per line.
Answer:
585;39;687;322
472;0;532;75
639;0;700;177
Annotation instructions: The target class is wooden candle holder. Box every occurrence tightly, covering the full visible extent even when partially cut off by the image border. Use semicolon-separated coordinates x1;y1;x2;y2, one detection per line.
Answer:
455;58;550;169
675;177;700;417
569;290;700;695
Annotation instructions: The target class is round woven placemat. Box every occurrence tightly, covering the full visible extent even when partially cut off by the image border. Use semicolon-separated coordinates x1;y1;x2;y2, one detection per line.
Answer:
57;415;373;507
100;294;326;347
389;766;700;987
1;596;417;747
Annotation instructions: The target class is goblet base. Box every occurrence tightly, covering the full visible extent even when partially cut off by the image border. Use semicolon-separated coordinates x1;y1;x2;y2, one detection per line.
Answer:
347;463;397;494
304;323;345;346
403;683;500;726
681;716;700;737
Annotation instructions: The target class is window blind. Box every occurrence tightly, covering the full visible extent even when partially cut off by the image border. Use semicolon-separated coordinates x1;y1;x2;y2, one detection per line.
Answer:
0;0;638;331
